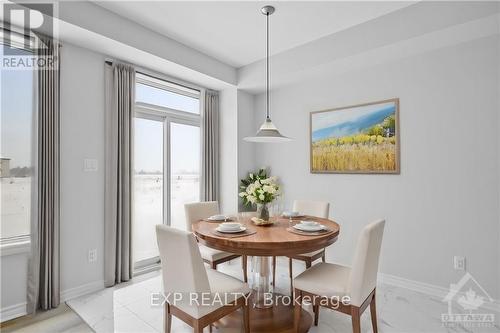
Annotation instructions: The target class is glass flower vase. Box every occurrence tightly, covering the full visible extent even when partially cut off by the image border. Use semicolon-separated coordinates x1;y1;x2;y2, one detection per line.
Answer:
257;203;270;221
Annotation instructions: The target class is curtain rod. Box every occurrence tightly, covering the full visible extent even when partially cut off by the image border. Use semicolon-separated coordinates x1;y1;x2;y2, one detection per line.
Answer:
105;60;201;93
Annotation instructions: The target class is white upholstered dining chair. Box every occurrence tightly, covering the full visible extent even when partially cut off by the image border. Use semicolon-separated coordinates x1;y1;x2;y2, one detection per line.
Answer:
273;200;330;293
184;201;248;282
293;219;386;333
156;225;251;333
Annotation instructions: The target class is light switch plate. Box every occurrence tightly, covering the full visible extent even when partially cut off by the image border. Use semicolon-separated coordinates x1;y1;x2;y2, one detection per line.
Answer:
84;159;98;172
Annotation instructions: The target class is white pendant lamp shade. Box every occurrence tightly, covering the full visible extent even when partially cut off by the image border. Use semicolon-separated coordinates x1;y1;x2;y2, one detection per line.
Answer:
244;5;291;143
244;119;291;142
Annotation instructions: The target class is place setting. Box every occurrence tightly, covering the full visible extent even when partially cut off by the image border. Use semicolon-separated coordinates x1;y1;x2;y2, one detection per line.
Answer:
203;214;234;222
211;221;257;238
286;220;333;236
281;210;306;219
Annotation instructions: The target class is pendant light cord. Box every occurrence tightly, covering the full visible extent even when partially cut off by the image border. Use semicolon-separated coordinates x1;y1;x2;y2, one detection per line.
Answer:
266;11;270;120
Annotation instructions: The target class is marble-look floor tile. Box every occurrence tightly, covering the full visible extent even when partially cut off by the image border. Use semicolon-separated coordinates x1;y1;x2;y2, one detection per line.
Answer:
123;292;163;329
92;305;157;333
67;288;118;328
68;258;500;333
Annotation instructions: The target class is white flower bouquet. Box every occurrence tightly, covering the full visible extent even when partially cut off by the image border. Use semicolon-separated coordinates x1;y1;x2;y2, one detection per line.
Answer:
239;169;280;221
239;169;280;206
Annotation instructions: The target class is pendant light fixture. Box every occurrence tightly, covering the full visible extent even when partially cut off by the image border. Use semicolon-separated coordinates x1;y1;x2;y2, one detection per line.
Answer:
244;5;291;143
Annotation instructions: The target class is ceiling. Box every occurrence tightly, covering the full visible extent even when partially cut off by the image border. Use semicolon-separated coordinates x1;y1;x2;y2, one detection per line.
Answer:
94;1;415;68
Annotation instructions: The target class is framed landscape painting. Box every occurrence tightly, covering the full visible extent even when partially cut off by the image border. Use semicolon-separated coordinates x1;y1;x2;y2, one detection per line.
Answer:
310;98;400;174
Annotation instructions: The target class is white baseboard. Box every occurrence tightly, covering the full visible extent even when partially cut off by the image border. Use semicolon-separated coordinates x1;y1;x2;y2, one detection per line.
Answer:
60;280;105;302
0;302;27;322
379;273;450;297
379;273;500;312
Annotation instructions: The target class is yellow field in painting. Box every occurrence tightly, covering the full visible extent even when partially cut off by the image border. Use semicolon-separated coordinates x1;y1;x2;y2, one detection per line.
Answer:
312;140;396;172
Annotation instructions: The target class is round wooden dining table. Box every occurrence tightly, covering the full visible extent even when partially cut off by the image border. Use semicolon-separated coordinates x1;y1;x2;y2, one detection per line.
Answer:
192;215;340;333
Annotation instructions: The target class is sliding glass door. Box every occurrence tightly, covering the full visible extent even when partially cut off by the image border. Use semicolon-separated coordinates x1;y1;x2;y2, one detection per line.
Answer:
133;117;164;266
132;74;201;271
170;122;200;230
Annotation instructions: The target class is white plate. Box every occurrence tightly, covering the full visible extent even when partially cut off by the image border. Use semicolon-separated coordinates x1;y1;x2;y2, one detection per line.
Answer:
207;215;228;221
282;211;301;218
299;220;320;227
216;226;247;233
293;224;325;232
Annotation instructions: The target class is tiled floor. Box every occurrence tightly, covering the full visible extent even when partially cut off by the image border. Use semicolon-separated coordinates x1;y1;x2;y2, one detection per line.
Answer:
1;304;92;333
66;258;500;333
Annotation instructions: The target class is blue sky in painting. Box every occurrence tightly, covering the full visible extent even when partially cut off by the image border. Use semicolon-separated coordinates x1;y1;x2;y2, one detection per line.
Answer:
312;102;396;142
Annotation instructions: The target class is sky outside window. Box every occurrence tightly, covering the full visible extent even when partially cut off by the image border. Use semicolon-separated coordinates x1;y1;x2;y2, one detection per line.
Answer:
134;82;200;174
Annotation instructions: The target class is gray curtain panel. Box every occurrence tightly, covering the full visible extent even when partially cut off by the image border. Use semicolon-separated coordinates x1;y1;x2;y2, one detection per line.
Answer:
27;36;61;313
201;90;220;202
104;62;135;287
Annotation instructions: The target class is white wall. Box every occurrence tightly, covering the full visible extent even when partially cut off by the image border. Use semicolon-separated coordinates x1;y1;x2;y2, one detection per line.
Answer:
497;34;500;302
219;87;239;214
0;253;28;319
497;38;500;300
254;36;500;299
60;43;106;294
237;90;256;211
219;89;257;213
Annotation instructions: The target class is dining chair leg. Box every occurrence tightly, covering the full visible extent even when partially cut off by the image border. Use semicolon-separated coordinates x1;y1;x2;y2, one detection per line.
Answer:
370;289;378;333
242;255;248;283
313;303;319;326
164;303;171;333
208;324;212;333
272;256;276;286
321;251;326;263
243;301;250;333
294;289;302;333
289;258;293;296
351;306;361;333
305;260;312;269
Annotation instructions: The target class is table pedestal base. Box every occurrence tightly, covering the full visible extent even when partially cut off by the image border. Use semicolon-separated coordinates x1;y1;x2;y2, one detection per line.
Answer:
251;256;273;309
217;293;312;333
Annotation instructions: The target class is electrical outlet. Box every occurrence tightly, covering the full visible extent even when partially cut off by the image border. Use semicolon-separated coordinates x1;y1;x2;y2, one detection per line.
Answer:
453;256;465;271
88;249;97;263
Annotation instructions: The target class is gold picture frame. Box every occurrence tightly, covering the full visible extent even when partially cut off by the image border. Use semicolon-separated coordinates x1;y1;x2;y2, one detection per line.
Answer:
310;98;400;174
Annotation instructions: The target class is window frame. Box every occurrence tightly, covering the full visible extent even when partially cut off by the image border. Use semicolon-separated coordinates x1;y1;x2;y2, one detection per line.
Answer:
133;73;202;271
0;37;37;254
135;73;201;115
